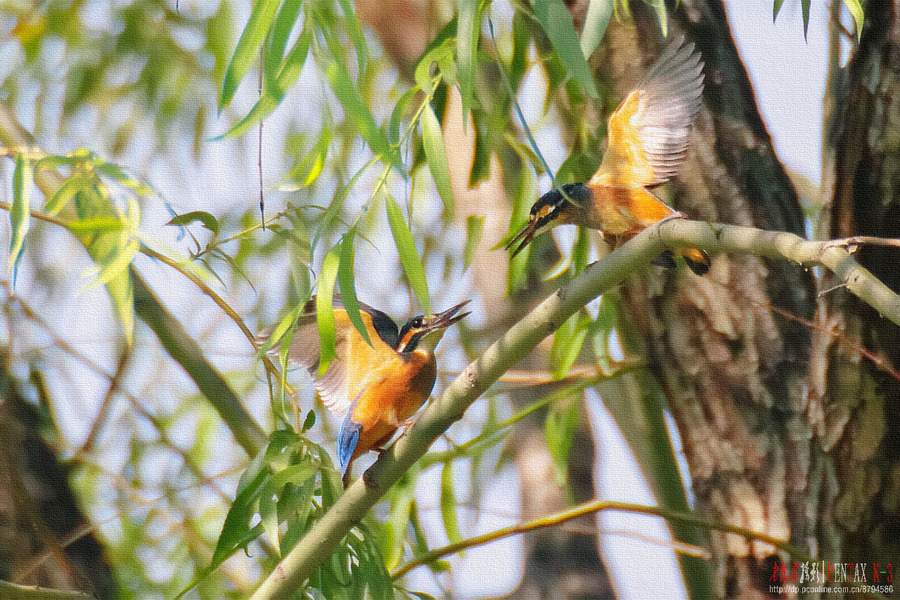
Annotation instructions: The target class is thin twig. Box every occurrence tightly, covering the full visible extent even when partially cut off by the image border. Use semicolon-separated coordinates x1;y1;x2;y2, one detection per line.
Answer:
392;498;798;579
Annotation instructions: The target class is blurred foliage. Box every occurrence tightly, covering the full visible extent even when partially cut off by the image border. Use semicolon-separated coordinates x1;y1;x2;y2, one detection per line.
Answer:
0;0;866;597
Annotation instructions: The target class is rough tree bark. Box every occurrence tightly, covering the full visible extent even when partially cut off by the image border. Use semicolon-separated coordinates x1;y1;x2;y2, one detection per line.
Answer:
828;0;900;593
594;1;819;598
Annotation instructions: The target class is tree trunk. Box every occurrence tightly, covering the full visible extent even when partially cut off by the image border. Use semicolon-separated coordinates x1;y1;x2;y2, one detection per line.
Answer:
828;0;900;593
597;2;819;597
0;356;117;598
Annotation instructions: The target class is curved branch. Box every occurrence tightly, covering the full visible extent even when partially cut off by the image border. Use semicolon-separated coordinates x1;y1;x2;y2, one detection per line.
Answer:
249;219;900;598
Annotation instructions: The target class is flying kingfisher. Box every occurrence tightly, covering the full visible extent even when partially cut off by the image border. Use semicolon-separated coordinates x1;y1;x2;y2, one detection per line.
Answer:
506;36;711;275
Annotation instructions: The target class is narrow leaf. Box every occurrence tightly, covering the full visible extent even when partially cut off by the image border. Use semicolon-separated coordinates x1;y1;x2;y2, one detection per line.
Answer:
801;0;810;40
93;239;139;288
325;61;398;166
843;0;864;41
773;0;785;21
212;459;269;565
166;211;220;234
545;397;579;486
45;172;90;216
532;0;599;98
383;478;416;569
421;102;455;217
259;479;281;555
337;0;368;71
507;165;537;293
220;0;281;110
34;154;76;172
316;251;340;376
223;28;313;139
463;215;484;270
440;462;463;546
388;87;419;144
9;154;33;285
337;229;372;346
65;217;126;234
265;0;305;79
94;161;154;196
385;197;431;314
457;0;481;122
281;126;331;190
580;0;612;59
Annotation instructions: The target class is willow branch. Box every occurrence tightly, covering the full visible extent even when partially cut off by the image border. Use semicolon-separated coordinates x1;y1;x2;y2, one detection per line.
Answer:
392;498;804;579
0;580;98;600
249;218;900;599
0;102;266;457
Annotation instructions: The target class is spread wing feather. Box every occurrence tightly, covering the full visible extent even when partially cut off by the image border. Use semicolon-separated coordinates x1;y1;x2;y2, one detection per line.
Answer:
266;297;399;417
594;35;704;187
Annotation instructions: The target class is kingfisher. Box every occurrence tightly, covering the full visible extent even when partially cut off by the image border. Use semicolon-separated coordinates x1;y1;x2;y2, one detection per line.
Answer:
279;297;469;484
506;36;711;276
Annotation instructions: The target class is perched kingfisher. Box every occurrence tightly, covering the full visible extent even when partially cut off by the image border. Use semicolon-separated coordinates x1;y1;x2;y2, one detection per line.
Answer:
281;297;469;484
506;36;711;275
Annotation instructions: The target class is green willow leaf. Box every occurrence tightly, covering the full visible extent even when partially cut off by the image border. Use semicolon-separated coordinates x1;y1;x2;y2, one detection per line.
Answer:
9;154;33;285
533;0;599;98
457;0;481;121
388;87;418;144
45;172;90;216
325;61;399;166
65;217;125;234
440;462;463;546
281;125;331;190
844;0;864;41
166;211;220;234
316;250;340;376
337;0;367;72
220;0;282;110
265;0;305;79
545;397;579;486
580;0;612;59
385;197;431;314
463;215;484;270
802;0;810;39
222;27;313;139
337;229;373;346
421;102;454;217
773;0;785;21
648;0;668;37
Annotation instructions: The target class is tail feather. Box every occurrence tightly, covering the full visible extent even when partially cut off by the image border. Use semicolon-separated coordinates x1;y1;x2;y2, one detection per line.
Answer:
681;248;711;276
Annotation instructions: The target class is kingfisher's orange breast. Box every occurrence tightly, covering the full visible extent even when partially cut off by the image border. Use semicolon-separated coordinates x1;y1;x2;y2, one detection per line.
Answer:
347;351;437;462
582;180;677;238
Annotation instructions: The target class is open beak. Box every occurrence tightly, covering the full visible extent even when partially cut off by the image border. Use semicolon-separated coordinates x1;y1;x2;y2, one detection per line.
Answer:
504;219;538;259
411;300;471;352
424;300;471;332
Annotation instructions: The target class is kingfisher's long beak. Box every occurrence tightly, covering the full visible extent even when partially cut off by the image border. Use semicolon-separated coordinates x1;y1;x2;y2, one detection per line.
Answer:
412;300;471;352
425;300;471;332
505;219;539;259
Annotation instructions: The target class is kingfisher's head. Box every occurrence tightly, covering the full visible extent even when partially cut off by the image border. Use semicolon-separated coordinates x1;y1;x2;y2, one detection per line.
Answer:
505;183;591;258
396;300;470;354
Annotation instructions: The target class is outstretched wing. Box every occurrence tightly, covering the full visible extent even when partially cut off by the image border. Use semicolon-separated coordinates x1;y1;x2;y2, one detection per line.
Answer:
592;36;704;188
277;297;399;417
